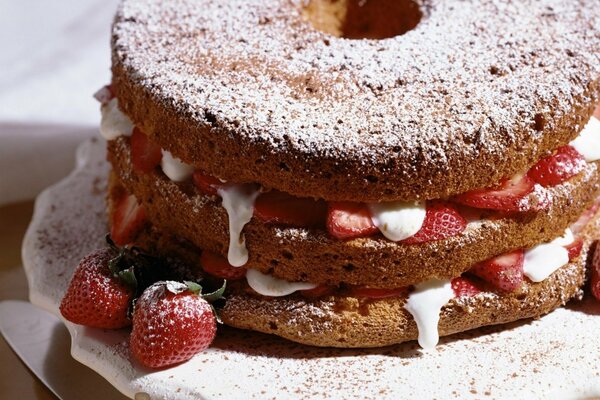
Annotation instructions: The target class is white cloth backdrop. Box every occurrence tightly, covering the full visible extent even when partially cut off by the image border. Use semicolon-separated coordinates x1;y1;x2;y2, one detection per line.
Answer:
0;0;119;205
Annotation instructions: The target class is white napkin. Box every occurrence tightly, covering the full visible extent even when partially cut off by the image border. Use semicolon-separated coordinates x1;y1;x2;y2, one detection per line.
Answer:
0;0;119;206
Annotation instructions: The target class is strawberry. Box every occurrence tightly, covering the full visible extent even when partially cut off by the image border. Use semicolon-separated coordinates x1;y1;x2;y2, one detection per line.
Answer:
254;190;328;227
469;250;524;292
131;127;162;174
453;175;538;212
192;171;223;196
347;286;408;299
300;284;337;298
111;193;147;246
199;251;246;280
528;146;586;187
570;202;600;234
130;281;218;368
402;203;467;244
451;276;482;298
564;237;583;261
60;248;134;329
592;244;600;301
327;202;379;240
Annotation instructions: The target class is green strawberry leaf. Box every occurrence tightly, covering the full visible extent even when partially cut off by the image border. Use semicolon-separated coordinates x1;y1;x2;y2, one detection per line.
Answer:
202;280;227;303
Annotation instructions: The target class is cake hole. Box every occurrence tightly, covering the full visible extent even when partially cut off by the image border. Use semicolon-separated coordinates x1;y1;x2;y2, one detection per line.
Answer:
303;0;423;40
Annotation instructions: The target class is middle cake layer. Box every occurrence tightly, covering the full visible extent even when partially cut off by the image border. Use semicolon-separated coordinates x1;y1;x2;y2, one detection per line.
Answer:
107;137;600;288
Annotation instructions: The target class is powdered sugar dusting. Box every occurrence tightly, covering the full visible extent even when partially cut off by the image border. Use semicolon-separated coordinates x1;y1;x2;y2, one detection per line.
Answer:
112;0;600;199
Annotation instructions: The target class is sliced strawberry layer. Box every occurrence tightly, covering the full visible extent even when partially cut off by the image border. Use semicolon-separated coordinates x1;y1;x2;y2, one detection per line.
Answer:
453;175;539;212
254;190;328;227
111;194;147;246
565;238;583;261
347;286;409;299
528;146;586;187
451;277;482;298
591;244;600;301
402;203;467;244
571;202;600;234
327;202;378;240
192;171;223;196
469;250;524;292
199;251;246;280
300;284;337;298
131;127;162;174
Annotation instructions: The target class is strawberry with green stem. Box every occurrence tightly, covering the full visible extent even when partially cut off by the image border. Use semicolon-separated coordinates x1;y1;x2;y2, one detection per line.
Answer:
130;280;225;368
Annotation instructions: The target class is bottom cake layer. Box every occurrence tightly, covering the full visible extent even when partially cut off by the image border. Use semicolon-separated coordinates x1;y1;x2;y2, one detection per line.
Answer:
107;174;599;348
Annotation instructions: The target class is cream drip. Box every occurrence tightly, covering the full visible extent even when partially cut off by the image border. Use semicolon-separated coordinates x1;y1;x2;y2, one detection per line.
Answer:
246;269;317;297
404;279;454;350
160;150;194;182
523;229;573;283
368;201;426;241
217;184;260;267
570;116;600;162
99;98;133;140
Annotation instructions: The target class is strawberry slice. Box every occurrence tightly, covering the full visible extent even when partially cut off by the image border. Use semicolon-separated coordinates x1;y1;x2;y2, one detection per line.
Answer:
111;193;147;246
469;250;524;292
199;251;246;280
451;277;482;298
254;190;328;227
564;237;583;261
592;244;600;301
327;202;378;240
454;175;538;212
193;171;223;196
300;284;337;298
131;127;162;174
347;286;408;299
528;146;586;187
402;203;467;244
570;202;600;234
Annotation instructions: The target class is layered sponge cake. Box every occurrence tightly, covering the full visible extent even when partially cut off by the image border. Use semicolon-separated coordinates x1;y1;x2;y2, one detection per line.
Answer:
99;0;600;349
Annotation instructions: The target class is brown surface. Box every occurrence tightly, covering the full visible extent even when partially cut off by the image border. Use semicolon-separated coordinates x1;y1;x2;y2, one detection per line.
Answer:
0;201;56;400
108;136;600;288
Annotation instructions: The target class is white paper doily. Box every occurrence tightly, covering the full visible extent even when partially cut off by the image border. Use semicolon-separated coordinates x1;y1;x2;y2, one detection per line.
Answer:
22;138;600;400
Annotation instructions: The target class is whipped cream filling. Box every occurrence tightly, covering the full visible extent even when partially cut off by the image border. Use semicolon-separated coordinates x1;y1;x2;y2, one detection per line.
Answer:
218;184;260;267
570;116;600;162
160;150;194;182
368;201;426;241
523;229;573;283
99;98;133;140
246;269;317;297
404;279;454;350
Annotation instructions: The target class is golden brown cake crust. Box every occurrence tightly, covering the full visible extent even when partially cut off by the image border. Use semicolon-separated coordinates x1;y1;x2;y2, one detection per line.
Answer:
108;138;600;288
111;0;600;202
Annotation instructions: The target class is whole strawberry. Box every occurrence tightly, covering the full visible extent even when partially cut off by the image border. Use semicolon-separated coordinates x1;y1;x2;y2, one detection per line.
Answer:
130;281;219;369
60;248;134;329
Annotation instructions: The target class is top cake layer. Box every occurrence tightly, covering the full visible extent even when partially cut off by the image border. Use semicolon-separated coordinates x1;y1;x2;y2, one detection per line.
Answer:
112;0;600;202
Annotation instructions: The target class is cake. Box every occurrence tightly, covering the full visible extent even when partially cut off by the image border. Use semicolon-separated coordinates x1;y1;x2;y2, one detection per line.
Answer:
82;0;600;355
